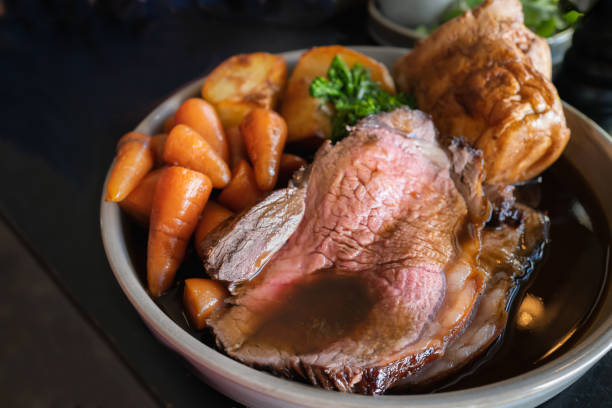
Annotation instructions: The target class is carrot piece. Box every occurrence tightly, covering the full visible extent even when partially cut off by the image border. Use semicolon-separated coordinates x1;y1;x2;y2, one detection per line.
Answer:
174;98;230;163
194;201;234;258
218;160;263;212
183;278;229;330
151;133;168;167
148;166;212;297
119;168;164;225
106;132;154;202
163;116;175;133
276;153;307;187
239;108;287;191
225;126;248;169
163;124;231;189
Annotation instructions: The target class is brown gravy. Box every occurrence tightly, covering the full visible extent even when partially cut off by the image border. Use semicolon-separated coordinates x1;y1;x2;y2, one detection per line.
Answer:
123;158;610;394
246;272;375;355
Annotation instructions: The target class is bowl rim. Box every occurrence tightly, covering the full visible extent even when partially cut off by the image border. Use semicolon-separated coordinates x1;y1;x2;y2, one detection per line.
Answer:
100;45;612;407
368;0;427;40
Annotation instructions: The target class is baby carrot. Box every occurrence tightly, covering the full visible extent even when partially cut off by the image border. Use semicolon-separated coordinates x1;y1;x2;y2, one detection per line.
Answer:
218;160;263;212
194;201;234;258
148;166;212;297
174;98;230;163
106;132;154;202
150;133;168;167
240;108;287;191
276;153;307;187
163;124;231;189
163;116;175;133
183;278;229;330
225;126;248;169
119;168;164;225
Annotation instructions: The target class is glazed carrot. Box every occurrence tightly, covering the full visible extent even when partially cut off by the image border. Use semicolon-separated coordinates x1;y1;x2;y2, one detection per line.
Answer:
174;98;230;163
183;278;229;330
225;126;248;169
163;124;231;188
148;166;212;297
151;133;168;167
106;132;154;202
240;108;287;191
194;201;234;258
163;116;175;133
218;160;263;212
276;153;307;187
119;168;163;225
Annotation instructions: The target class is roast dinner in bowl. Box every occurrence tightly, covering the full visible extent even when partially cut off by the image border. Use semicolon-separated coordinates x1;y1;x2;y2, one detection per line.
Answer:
100;0;612;406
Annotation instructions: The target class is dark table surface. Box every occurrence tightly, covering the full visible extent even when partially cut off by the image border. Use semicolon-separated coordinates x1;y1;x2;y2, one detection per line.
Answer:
1;2;610;407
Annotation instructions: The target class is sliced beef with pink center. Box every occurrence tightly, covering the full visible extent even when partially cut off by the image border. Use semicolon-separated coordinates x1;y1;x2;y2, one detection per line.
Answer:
205;108;487;394
400;201;549;388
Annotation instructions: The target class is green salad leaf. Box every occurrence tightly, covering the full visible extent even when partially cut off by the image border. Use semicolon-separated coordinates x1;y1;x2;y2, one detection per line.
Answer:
439;0;582;38
562;9;583;25
441;0;485;22
309;55;416;142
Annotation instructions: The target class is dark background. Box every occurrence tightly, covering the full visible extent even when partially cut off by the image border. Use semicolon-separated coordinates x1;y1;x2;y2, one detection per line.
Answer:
0;1;610;407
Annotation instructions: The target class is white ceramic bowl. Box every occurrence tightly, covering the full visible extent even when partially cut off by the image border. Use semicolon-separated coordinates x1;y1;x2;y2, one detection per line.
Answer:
377;0;454;27
100;46;612;408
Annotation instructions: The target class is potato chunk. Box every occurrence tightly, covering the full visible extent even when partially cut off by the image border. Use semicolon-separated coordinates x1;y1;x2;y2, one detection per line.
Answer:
201;53;287;129
280;45;396;144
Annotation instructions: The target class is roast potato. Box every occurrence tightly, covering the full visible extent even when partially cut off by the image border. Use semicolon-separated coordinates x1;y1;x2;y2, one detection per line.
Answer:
280;45;396;144
201;53;287;129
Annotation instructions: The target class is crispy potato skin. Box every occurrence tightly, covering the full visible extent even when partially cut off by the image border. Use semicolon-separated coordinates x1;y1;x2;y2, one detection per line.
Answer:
201;53;287;129
280;45;396;144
